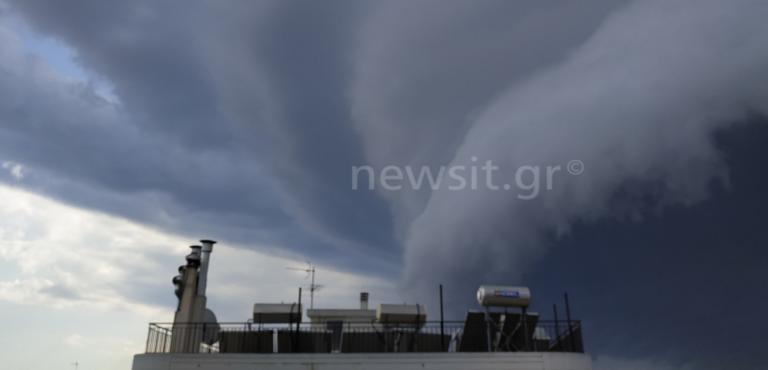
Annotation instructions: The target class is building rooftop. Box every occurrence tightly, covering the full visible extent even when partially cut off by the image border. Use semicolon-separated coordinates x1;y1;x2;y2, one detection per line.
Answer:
136;240;589;370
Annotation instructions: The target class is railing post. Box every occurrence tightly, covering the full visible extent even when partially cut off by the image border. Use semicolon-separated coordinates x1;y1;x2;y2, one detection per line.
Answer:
565;293;575;352
161;325;167;352
202;323;207;353
484;308;493;352
553;304;561;350
295;288;302;353
439;285;446;351
522;307;529;351
145;325;152;353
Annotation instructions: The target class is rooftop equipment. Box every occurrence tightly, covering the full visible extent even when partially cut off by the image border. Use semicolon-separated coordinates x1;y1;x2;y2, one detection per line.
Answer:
476;285;533;353
458;311;494;352
306;308;376;324
253;303;302;324
201;309;220;345
306;292;376;325
477;286;531;308
360;292;369;310
170;241;219;353
197;240;216;297
377;304;427;325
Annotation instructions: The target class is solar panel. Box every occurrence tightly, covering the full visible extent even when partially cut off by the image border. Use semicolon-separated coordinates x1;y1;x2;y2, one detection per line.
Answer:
458;311;501;352
511;312;539;351
496;313;521;351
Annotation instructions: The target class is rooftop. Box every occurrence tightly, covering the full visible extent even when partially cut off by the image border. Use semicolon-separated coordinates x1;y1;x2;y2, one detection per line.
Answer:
144;314;583;354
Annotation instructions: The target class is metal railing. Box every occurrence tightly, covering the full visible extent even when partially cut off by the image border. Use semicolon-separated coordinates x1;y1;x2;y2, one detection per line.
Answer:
145;319;583;354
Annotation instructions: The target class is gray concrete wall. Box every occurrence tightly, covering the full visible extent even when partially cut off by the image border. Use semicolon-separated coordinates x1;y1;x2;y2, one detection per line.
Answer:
133;352;592;370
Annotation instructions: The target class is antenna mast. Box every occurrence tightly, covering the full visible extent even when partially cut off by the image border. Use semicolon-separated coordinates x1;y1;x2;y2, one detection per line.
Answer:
287;263;322;309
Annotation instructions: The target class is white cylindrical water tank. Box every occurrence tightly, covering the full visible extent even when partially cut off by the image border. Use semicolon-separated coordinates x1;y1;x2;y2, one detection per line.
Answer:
377;304;427;324
477;285;531;307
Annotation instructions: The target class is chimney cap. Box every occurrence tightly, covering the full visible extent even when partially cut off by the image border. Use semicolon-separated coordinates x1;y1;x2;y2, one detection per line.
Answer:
186;253;201;267
200;239;216;253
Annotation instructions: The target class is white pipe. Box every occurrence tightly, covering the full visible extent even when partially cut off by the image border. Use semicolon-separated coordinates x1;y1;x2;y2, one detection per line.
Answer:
197;239;216;297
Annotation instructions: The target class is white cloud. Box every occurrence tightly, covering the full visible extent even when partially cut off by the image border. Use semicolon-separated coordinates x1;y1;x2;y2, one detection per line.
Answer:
0;182;399;315
0;278;57;306
64;333;84;348
0;182;399;369
0;183;182;316
1;160;24;180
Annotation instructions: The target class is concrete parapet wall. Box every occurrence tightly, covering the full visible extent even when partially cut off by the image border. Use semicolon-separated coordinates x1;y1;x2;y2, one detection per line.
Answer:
133;352;592;370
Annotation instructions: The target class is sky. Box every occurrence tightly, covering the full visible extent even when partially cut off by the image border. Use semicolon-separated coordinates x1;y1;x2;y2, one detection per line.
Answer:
0;1;766;369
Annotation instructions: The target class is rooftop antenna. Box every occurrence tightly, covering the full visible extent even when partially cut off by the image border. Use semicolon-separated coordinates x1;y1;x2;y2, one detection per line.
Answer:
286;262;322;309
71;361;79;370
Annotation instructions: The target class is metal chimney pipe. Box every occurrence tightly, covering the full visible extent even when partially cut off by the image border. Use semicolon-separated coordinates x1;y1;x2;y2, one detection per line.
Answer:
360;292;369;310
190;245;202;256
197;239;216;297
186;246;202;268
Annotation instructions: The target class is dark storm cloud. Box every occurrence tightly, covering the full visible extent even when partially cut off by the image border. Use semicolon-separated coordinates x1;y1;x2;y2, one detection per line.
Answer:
2;1;768;368
526;119;768;370
351;0;625;226
1;0;399;272
399;0;768;300
0;0;628;269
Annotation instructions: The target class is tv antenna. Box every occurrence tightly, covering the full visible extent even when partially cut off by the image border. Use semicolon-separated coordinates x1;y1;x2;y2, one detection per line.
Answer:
286;262;322;309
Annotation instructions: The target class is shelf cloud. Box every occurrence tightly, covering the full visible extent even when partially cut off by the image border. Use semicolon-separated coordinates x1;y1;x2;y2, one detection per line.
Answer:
1;1;767;369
